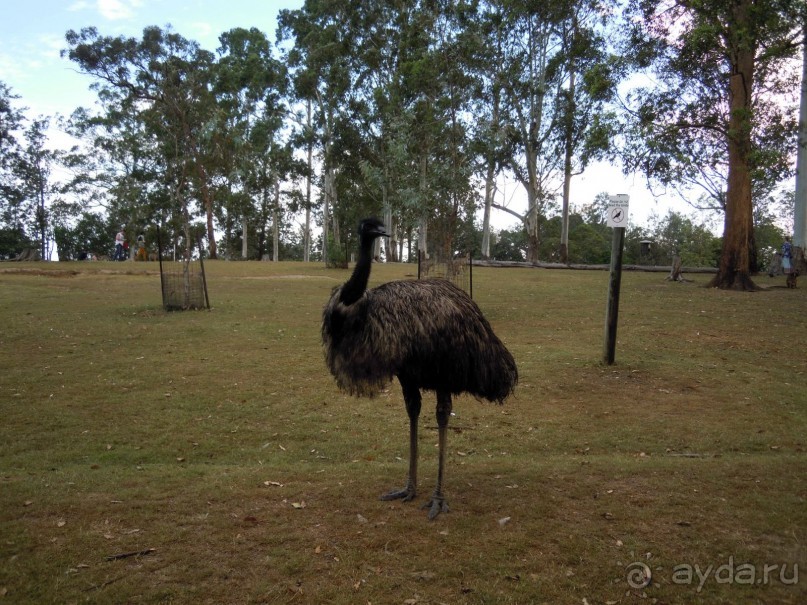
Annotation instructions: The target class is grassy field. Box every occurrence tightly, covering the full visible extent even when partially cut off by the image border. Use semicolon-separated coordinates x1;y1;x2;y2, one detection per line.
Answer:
1;259;805;604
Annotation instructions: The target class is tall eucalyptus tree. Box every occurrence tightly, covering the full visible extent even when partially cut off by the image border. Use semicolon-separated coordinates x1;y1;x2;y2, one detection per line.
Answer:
278;0;361;264
623;0;803;289
64;26;224;258
214;27;290;260
482;0;618;263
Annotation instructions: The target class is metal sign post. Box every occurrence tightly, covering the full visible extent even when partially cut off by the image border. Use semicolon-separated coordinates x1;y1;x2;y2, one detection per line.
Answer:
603;194;630;365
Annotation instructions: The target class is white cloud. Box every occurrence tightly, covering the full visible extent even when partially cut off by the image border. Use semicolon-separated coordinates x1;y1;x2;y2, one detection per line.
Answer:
98;0;132;20
97;0;144;21
189;21;214;44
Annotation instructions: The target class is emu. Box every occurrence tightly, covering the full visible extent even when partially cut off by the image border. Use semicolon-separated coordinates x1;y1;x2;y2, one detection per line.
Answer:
322;218;518;519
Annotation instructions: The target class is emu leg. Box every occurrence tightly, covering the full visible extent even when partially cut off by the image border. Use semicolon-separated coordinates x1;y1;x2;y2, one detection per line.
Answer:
380;380;421;502
423;391;452;519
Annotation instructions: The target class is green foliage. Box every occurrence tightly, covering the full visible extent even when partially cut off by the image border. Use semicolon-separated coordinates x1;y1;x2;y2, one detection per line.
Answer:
325;233;349;268
0;226;35;259
634;210;722;267
52;212;109;260
490;226;528;261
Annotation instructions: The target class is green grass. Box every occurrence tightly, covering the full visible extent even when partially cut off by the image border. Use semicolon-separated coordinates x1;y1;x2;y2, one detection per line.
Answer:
1;260;805;604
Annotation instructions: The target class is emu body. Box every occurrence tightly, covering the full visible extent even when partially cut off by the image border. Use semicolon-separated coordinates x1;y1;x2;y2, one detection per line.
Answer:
322;218;518;519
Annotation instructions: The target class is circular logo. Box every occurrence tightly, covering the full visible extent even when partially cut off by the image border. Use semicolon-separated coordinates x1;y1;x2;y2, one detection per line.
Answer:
626;562;652;588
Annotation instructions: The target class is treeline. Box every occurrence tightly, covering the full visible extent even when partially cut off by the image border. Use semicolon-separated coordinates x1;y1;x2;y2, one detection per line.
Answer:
0;1;802;284
485;196;786;271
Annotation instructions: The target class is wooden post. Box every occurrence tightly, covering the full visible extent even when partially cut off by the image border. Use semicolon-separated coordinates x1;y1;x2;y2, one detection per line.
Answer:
603;226;625;365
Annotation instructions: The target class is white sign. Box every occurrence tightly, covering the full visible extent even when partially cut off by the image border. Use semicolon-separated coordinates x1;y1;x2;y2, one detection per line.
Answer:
606;194;630;228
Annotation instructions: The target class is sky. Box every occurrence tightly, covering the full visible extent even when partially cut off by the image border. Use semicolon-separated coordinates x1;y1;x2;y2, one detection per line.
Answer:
0;0;694;232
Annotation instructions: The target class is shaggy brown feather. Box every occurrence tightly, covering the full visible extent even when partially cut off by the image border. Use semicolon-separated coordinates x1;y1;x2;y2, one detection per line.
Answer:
323;278;517;400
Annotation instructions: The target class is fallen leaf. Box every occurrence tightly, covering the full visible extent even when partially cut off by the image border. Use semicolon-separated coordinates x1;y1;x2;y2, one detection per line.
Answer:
291;501;306;509
498;516;511;527
356;514;368;523
57;519;66;528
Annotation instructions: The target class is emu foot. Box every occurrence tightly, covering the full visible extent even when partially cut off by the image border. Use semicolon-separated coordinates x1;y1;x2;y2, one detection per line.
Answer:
380;486;416;502
422;495;449;520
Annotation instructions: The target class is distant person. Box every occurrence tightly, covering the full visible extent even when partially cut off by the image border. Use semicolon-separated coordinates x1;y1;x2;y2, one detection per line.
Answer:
136;233;147;261
114;227;125;261
782;236;793;276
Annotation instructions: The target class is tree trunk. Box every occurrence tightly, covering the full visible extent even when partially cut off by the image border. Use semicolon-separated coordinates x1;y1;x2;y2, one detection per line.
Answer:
383;204;397;262
559;15;578;264
241;218;248;259
418;216;428;260
793;28;807;253
196;163;218;260
710;4;757;290
666;255;684;281
418;153;429;259
322;168;331;266
560;65;576;264
304;100;313;263
525;202;540;264
272;177;280;262
481;160;495;259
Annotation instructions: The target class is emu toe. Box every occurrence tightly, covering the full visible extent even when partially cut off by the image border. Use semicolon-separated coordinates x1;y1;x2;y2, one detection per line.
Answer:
380;486;417;502
422;496;449;520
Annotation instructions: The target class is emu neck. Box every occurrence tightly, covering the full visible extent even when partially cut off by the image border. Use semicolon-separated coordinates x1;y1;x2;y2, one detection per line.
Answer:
339;234;376;306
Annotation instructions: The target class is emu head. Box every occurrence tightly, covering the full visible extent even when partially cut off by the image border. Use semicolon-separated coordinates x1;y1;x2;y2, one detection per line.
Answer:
359;217;389;242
